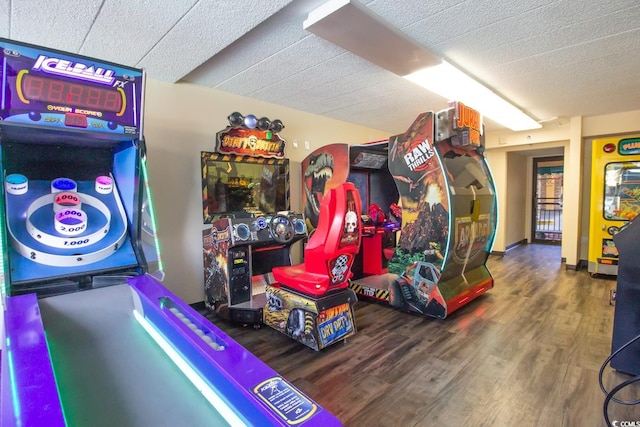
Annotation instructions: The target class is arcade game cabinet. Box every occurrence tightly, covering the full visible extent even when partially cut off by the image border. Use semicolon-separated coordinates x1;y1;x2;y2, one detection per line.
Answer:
264;182;361;350
348;141;401;278
0;39;340;427
202;113;307;325
588;136;640;276
610;216;640;376
0;39;161;296
301;142;400;279
304;102;497;319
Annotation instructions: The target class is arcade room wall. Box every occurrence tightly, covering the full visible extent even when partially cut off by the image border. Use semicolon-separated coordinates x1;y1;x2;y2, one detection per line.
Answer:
143;78;640;305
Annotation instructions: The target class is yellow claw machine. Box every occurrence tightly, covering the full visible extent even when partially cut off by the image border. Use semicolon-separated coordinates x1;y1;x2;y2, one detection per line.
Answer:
588;137;640;276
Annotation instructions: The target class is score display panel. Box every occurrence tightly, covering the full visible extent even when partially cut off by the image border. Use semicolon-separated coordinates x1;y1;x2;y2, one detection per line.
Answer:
0;38;143;136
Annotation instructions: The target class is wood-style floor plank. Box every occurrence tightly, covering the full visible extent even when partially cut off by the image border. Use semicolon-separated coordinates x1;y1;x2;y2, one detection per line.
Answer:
207;244;639;426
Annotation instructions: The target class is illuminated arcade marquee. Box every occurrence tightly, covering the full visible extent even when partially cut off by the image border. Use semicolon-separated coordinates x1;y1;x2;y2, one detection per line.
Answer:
202;112;289;223
1;39;140;133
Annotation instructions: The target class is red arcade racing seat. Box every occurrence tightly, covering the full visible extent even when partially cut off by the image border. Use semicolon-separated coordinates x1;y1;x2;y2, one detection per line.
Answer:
272;182;362;297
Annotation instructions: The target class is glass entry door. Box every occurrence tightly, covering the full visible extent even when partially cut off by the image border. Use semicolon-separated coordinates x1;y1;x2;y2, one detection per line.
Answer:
532;156;564;244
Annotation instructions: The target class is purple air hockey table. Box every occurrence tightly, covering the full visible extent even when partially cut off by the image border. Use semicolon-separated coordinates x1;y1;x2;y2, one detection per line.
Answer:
1;275;341;426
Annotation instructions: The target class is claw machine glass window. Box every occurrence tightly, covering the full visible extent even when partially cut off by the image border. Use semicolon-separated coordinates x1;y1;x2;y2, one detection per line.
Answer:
604;162;640;221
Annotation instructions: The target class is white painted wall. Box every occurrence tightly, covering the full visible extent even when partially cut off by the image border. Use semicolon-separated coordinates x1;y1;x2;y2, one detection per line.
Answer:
505;152;528;246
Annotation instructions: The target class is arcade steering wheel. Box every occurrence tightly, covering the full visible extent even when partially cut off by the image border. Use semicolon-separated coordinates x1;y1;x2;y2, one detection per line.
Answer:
269;214;295;243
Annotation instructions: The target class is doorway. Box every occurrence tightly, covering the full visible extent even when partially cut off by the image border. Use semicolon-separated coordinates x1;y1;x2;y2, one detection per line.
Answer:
532;156;564;244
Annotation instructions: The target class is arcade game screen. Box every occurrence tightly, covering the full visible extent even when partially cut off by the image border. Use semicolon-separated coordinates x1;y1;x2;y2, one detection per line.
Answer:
201;152;289;222
347;143;399;219
346;170;369;214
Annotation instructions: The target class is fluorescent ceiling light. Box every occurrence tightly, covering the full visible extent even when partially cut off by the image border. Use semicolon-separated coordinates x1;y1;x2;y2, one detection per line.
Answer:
304;0;542;132
405;62;542;131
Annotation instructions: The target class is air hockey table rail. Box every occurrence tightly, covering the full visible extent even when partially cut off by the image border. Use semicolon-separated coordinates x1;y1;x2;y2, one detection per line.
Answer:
1;274;341;426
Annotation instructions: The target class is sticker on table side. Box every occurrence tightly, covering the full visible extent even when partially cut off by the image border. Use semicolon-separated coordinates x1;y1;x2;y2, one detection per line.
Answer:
253;376;317;425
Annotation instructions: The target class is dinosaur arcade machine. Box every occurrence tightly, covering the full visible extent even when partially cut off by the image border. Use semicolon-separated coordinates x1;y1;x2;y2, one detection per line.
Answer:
302;141;400;281
302;102;497;319
0;39;340;426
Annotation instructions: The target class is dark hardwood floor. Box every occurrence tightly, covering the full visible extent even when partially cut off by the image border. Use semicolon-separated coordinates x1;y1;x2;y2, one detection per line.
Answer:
208;244;639;426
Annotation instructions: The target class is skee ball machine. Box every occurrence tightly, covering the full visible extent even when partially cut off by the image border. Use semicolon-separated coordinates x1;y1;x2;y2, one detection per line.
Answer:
349;102;498;318
0;40;340;426
588;136;640;276
0;38;160;297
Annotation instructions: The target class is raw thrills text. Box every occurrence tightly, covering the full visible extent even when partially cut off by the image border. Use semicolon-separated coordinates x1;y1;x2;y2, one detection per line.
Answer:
404;139;435;172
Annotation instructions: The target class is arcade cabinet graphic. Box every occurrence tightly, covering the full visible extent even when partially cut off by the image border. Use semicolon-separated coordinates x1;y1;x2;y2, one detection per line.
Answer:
0;40;340;427
301;143;350;232
588;136;640;276
302;102;497;318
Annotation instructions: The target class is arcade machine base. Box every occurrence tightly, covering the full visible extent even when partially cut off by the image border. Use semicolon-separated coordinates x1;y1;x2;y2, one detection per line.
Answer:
611;218;640;375
263;285;358;351
203;212;307;328
351;268;493;319
228;292;266;327
350;273;395;302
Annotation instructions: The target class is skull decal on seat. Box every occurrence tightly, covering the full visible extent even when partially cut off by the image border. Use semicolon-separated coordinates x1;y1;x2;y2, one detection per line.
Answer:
345;210;358;233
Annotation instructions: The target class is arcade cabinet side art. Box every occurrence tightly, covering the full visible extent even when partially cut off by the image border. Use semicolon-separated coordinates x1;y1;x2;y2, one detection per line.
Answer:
431;103;497;314
301;143;349;232
363;104;497;319
386;112;449;318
